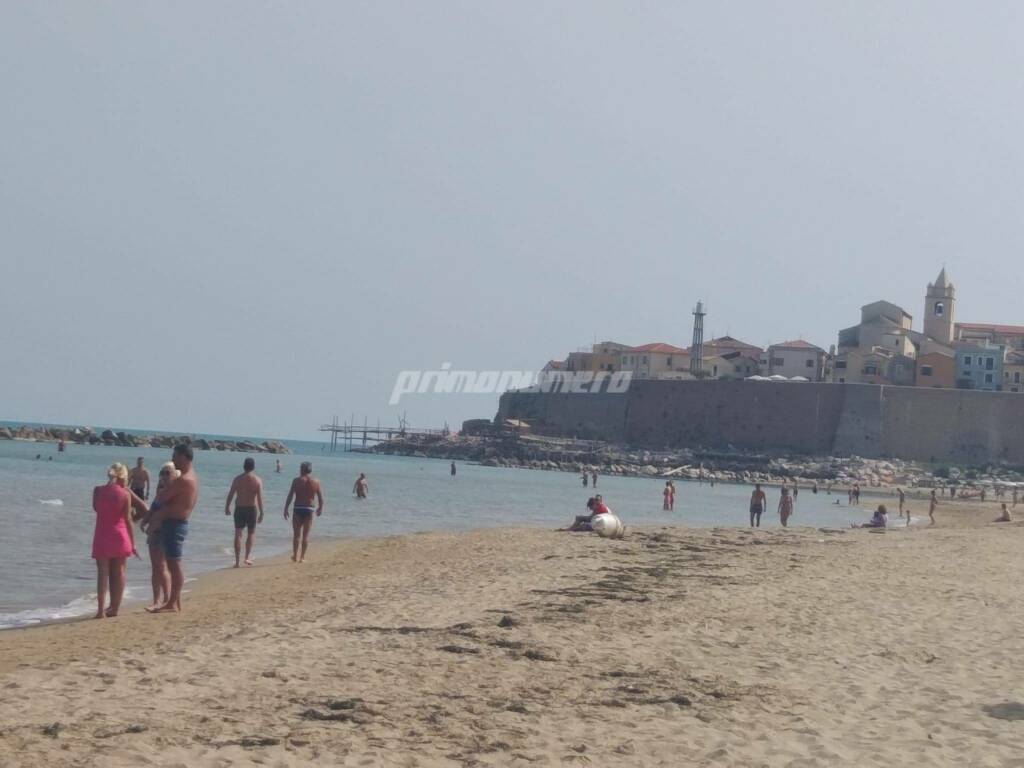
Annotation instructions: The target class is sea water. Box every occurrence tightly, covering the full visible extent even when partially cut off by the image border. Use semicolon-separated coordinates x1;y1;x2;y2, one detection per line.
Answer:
0;431;886;629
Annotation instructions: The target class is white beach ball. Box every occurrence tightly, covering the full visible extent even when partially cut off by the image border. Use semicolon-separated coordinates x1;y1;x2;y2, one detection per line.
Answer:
593;512;624;539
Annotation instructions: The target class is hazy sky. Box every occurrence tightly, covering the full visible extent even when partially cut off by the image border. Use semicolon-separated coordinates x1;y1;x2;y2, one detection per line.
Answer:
2;2;1023;439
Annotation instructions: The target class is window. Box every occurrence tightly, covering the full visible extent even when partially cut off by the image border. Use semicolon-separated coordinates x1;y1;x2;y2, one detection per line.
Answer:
772;357;784;367
805;359;814;368
838;377;846;383
621;356;627;365
863;364;878;375
985;373;994;384
642;356;648;364
835;360;847;370
935;302;944;316
921;366;933;376
666;357;672;367
963;356;972;366
1013;387;1020;393
986;357;994;370
1016;372;1021;384
712;365;719;376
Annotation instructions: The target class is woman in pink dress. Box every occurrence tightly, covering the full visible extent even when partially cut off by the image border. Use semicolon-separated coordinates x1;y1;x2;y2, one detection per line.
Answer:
92;462;137;618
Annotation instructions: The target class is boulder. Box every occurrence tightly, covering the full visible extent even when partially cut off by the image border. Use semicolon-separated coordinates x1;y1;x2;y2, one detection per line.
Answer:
0;427;12;440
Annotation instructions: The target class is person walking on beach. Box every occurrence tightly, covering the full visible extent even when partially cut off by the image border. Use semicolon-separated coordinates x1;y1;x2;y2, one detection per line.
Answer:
897;487;906;518
285;462;324;563
147;444;199;613
591;471;598;488
353;472;369;499
128;457;150;500
929;489;938;525
778;486;794;527
750;483;766;527
91;463;138;618
225;457;264;568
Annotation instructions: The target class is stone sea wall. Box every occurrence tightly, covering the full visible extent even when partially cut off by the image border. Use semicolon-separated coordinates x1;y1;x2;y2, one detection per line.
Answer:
496;380;1024;465
0;425;290;454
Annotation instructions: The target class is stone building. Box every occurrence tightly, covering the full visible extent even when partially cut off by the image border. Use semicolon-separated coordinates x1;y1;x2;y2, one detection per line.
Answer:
765;339;828;381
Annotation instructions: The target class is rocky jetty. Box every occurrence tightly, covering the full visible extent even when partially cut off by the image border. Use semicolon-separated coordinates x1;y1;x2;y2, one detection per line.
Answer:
0;425;290;454
368;433;1024;491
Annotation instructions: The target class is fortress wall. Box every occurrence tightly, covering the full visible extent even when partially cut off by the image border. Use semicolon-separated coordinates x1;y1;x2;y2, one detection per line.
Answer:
496;380;1024;464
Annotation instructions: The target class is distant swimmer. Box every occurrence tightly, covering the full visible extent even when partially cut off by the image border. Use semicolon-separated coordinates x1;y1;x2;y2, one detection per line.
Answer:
275;459;282;474
353;473;369;499
285;462;323;563
778;486;793;527
749;483;766;527
128;457;150;500
225;457;264;567
147;444;199;613
58;438;66;453
451;461;457;477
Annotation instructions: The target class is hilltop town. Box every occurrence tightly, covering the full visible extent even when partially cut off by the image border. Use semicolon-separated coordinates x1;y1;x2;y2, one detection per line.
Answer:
542;269;1024;393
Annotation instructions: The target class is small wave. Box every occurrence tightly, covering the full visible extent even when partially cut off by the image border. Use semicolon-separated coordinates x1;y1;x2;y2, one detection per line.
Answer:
38;499;64;506
0;587;142;630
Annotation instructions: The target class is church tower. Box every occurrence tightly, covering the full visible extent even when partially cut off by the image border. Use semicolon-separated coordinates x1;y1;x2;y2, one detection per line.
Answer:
924;268;955;345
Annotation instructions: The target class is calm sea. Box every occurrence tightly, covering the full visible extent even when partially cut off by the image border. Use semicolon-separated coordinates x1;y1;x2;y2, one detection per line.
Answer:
0;424;888;629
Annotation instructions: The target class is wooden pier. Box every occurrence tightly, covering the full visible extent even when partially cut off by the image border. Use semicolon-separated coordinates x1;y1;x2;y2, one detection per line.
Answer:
320;415;450;452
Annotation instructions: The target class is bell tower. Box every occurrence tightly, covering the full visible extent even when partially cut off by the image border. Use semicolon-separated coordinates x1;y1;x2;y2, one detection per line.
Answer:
924;268;955;345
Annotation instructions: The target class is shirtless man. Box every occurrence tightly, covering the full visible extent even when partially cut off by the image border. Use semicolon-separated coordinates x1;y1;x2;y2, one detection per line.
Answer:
128;457;150;500
147;444;199;613
285;462;324;563
749;483;766;527
224;457;264;567
353;473;369;499
929;489;938;525
897;487;906;518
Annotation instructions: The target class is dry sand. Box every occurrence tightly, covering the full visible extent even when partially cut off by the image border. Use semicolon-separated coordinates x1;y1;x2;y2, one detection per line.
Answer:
2;500;1024;766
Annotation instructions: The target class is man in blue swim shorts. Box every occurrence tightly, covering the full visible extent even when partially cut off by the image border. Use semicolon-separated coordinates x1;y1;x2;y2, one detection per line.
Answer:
147;444;199;613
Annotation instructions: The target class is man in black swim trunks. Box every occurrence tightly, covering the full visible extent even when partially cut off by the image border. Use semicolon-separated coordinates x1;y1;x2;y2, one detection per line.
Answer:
128;457;150;500
225;457;264;568
284;461;324;563
750;483;766;527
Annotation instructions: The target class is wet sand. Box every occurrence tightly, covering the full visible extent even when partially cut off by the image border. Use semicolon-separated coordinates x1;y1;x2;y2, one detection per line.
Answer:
2;500;1023;766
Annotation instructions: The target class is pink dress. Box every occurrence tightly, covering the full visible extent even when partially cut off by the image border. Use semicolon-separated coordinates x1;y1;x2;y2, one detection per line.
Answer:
92;484;133;560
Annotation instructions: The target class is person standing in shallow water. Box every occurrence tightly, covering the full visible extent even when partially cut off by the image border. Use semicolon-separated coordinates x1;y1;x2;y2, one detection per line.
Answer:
582;471;588;488
147;444;199;613
128;457;150;500
749;483;766;527
353;472;369;499
778;486;794;527
591;471;597;488
225;457;264;567
450;462;456;477
285;462;324;563
91;463;138;618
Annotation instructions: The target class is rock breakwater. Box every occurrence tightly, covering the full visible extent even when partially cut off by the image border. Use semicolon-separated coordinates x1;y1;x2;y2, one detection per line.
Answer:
0;425;290;454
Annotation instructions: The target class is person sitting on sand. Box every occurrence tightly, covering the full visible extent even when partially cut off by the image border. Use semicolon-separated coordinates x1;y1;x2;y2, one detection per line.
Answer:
853;504;888;529
995;503;1012;523
225;457;264;568
778;486;794;528
353;472;369;499
566;497;599;532
285;462;324;563
91;463;138;618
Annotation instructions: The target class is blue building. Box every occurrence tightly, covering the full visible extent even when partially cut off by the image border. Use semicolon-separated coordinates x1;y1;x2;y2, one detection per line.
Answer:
955;343;1005;391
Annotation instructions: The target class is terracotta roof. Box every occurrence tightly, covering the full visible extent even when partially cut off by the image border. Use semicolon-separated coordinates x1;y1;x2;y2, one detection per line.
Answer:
769;339;823;351
957;322;1024;337
626;343;690;355
705;336;763;353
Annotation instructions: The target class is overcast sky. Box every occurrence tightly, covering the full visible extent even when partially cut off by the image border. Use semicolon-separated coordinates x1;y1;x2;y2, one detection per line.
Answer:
2;2;1023;439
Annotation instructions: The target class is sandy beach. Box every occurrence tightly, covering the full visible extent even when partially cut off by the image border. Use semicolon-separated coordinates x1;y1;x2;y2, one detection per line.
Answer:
2;500;1023;767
